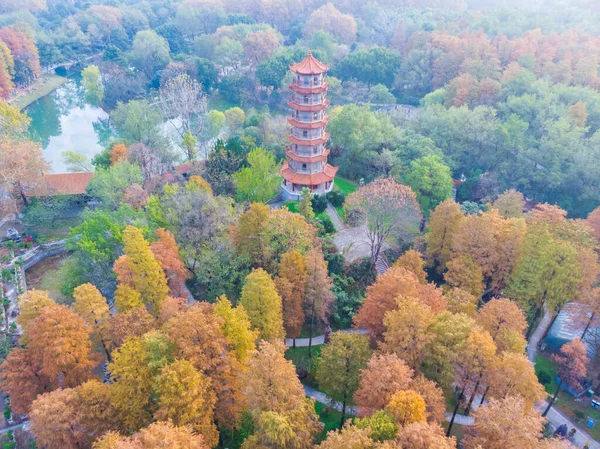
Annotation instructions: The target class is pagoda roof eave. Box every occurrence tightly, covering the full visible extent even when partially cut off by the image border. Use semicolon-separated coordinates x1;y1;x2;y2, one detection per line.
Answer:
289;84;329;94
287;117;329;129
286;149;330;163
287;100;329;112
287;134;330;146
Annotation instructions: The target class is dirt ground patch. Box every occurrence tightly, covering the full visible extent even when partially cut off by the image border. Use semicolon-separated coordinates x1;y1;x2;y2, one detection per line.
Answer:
25;253;71;302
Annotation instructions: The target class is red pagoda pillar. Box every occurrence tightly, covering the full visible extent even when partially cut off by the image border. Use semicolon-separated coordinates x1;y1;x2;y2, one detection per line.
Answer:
280;51;337;200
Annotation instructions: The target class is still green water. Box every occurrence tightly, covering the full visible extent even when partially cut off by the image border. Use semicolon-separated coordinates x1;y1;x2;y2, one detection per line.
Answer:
26;74;114;173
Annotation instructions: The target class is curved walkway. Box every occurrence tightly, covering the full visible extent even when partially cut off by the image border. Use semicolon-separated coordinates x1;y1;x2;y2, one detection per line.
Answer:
285;329;367;348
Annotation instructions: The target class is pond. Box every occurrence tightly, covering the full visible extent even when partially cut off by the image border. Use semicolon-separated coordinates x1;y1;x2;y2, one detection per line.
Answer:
26;73;114;173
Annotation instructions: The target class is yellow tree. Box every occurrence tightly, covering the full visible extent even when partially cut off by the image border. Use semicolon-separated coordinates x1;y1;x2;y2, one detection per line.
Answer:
73;283;111;361
444;288;478;316
17;289;55;333
315;332;372;427
317;424;376;449
274;251;307;344
27;305;96;389
464;397;545;449
150;228;190;298
114;225;169;314
214;296;258;364
303;248;334;356
354;267;423;342
393;250;427;284
485;352;545;409
425;200;463;273
444;255;484;298
477;298;527;353
114;284;143;312
452;209;526;293
108;306;155;350
354;353;414;414
240;268;284;340
234;202;270;267
422;311;475;393
385;390;427;426
410;375;446;423
30;388;84;449
154;359;219;447
243;341;320;449
162;303;245;430
0;348;51;414
380;296;435;369
108;337;154;431
447;330;496;435
493;189;525;218
396;422;456;449
94;422;209;449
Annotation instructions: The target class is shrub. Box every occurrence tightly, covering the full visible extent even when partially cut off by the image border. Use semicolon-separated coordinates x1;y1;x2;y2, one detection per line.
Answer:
321;216;336;234
327;190;346;208
312;195;328;214
537;369;551;386
574;410;586;420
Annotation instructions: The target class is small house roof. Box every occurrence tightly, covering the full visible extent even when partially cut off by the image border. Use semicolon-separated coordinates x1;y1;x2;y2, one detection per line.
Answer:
290;51;329;75
30;172;94;197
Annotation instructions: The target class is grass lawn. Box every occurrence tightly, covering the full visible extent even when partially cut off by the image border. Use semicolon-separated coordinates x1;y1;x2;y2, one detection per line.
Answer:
12;74;68;109
332;177;358;218
285;345;322;370
444;422;465;444
29;215;83;242
208;93;239;111
314;402;343;441
535;354;559;395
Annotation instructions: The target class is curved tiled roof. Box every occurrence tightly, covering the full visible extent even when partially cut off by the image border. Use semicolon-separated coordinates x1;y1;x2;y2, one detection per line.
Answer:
287;117;329;129
287;133;330;146
287;100;330;112
289;83;329;94
290;51;329;75
286;149;330;163
280;161;338;185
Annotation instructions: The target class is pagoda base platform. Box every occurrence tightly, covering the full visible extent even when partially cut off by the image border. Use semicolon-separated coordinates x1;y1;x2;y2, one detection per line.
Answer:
281;181;334;201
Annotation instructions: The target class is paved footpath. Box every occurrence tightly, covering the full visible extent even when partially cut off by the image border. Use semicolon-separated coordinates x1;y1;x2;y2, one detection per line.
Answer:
285;329;367;347
527;304;553;363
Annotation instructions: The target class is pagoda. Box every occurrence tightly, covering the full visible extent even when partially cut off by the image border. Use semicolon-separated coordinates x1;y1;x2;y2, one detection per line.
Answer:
280;51;337;200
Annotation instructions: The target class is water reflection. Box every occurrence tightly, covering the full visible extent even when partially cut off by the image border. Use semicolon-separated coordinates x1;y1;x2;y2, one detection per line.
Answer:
26;74;113;173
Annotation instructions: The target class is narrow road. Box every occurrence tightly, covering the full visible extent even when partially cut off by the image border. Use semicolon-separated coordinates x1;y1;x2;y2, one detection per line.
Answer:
0;423;26;434
325;204;346;231
303;385;358;416
528;304;553;362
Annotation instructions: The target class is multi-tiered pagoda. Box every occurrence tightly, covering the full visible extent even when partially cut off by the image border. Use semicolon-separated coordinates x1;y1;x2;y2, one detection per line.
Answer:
280;51;337;201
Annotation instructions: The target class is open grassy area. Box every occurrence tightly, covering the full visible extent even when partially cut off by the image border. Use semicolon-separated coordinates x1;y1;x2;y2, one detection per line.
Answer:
28;215;83;243
535;354;559;395
332;177;358;218
334;176;358;195
208;93;239;111
315;402;343;441
11;74;68;109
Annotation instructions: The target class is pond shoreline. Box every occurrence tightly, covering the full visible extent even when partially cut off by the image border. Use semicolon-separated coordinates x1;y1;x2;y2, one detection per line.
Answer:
8;74;69;110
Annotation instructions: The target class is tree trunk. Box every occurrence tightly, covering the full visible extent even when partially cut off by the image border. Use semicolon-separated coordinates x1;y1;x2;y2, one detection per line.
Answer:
446;389;464;437
582;312;595;340
340;391;347;428
308;302;315;359
542;379;563;417
293;338;296;348
479;385;490;406
464;379;481;416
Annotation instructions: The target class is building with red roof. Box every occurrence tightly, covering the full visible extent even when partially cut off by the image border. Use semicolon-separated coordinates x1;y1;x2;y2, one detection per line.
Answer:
281;51;337;200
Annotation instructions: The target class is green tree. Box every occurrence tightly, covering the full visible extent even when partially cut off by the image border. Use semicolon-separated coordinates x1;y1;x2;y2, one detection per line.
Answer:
233;147;281;203
111;100;165;149
81;65;104;105
129;30;170;79
207;110;226;138
337;46;401;88
404;155;453;214
315;332;372;427
298;188;315;221
86;161;142;211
